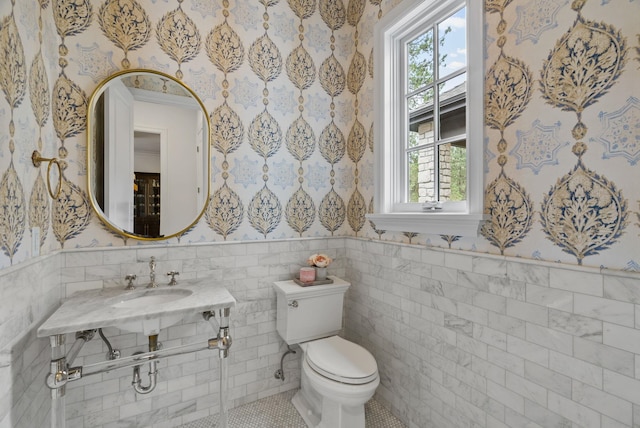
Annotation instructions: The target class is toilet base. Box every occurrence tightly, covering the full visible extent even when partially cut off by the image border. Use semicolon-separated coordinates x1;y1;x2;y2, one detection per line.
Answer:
292;388;366;428
291;356;374;428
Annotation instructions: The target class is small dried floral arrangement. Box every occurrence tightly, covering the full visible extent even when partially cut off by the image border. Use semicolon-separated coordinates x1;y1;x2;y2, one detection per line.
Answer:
307;253;332;268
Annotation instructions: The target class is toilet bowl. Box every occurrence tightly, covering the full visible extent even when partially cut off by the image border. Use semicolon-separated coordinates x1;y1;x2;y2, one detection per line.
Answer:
292;336;379;428
273;277;380;428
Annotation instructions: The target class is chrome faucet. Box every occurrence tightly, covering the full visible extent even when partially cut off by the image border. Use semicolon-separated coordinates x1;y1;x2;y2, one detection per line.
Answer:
147;256;158;288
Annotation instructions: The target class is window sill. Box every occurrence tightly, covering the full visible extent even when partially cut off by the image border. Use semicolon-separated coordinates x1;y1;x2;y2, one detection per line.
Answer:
366;212;487;237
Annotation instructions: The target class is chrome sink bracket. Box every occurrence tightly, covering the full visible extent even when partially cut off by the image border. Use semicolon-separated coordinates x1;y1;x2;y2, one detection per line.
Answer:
274;344;297;381
46;335;67;399
204;307;233;359
46;330;95;398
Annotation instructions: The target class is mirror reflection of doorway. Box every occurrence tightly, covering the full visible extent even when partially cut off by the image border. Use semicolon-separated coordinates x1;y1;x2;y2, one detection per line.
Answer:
134;131;161;236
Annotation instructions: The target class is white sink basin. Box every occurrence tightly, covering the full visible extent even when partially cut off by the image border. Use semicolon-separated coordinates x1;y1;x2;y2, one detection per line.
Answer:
37;281;236;338
111;289;192;309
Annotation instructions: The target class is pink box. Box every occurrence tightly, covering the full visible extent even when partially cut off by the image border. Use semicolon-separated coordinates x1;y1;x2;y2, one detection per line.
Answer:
299;267;316;282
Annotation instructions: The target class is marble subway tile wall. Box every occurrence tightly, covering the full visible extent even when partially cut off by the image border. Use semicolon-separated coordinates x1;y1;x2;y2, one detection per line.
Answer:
344;239;640;428
57;238;345;427
0;254;62;428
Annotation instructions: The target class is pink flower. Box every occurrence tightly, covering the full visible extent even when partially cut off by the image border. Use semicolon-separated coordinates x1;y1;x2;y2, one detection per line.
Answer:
307;253;332;268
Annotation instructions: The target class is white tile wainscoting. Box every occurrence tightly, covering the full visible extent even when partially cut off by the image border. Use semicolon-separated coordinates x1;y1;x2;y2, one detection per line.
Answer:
1;237;639;427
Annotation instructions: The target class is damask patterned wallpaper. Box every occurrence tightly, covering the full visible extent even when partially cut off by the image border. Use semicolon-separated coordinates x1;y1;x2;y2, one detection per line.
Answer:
0;0;638;271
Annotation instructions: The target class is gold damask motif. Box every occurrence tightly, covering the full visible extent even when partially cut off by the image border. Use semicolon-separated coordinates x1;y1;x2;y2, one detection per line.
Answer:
259;0;280;6
248;186;282;238
156;5;201;79
318;122;345;164
319;0;346;30
368;122;373;152
29;53;50;128
248;34;282;83
347;119;366;163
540;159;628;265
538;2;629;265
286;116;316;161
286;45;316;91
347;188;366;234
287;0;317;20
485;0;514;14
368;48;373;78
249;110;282;159
485;54;533;132
98;0;151;69
206;22;244;74
52;178;91;248
367;197;384;238
346;0;365;27
0;15;26;111
211;103;244;155
52;75;87;141
206;183;244;239
40;0;50;7
319;189;345;235
286;188;315;236
480;172;534;254
540;16;627;119
319;54;345;97
347;50;366;95
29;173;50;248
0;162;26;264
53;0;92;39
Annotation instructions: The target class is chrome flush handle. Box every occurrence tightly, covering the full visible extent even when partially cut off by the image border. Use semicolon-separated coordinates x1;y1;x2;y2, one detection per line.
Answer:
288;300;298;308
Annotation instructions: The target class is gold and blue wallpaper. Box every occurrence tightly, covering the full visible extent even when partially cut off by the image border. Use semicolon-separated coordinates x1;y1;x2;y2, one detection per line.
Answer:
0;0;638;271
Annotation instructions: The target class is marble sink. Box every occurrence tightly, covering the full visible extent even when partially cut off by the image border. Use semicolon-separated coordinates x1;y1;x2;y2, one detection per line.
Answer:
38;280;236;337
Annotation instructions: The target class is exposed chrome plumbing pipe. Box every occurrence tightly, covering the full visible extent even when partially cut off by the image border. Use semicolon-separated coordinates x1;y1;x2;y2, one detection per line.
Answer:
132;335;159;394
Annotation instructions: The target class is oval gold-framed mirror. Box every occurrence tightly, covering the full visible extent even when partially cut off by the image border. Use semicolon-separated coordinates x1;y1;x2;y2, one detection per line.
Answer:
87;69;211;240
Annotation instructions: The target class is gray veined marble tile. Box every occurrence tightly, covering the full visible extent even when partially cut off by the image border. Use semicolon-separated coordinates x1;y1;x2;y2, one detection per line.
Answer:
548;309;603;342
574;294;635;327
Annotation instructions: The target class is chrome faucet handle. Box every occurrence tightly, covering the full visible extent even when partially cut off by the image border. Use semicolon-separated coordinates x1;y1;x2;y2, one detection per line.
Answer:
125;274;137;290
166;271;179;286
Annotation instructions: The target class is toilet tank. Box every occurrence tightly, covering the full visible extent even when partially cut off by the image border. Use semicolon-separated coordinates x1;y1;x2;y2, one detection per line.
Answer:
273;277;350;345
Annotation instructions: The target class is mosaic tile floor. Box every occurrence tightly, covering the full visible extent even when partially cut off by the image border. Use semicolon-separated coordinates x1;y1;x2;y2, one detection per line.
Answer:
181;389;406;428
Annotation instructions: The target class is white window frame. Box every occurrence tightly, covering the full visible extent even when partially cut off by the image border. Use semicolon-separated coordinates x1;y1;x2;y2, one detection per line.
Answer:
367;0;486;237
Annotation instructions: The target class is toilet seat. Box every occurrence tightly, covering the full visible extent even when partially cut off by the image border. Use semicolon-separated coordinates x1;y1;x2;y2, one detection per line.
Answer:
305;336;378;385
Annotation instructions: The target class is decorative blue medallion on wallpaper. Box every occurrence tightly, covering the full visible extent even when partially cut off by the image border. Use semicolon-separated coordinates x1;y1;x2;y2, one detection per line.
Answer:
511;120;566;174
592;96;639;165
72;43;118;82
510;0;569;45
539;0;629;265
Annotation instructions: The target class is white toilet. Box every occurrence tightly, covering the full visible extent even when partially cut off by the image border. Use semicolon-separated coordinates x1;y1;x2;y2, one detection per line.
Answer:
273;277;379;428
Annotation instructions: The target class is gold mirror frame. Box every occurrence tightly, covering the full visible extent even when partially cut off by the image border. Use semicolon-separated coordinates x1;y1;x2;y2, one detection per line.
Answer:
87;69;211;241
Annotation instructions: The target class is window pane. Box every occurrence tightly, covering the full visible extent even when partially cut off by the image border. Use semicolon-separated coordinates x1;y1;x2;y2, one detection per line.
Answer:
408;146;435;203
438;73;466;104
407;87;434;112
438;6;466;79
408;116;434;149
407;29;434;92
438;142;466;201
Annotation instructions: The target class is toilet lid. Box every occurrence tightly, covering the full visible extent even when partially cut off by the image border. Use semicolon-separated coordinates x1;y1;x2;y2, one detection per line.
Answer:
305;336;378;385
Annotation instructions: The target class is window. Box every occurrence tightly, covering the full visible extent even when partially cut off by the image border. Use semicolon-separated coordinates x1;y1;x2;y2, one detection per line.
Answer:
368;0;485;237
